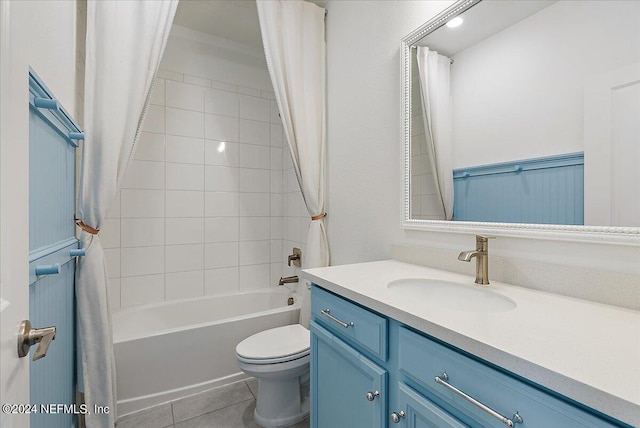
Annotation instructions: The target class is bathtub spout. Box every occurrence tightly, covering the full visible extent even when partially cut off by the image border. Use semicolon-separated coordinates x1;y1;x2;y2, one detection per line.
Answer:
278;275;298;285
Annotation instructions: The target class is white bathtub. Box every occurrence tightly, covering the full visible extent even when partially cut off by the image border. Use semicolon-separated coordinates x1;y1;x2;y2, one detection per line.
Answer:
113;289;300;416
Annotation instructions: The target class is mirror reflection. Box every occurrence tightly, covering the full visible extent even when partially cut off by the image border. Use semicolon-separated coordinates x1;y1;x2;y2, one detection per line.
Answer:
408;0;640;227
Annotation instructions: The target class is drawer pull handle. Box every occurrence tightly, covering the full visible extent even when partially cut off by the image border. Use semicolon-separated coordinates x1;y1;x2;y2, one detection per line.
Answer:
320;309;354;328
366;390;379;401
435;372;523;427
390;411;405;423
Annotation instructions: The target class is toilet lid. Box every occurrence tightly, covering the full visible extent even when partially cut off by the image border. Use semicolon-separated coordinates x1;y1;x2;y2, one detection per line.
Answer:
236;324;310;361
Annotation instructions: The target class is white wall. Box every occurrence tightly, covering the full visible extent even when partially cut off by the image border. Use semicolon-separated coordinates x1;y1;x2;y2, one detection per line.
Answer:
451;0;640;168
12;1;79;114
325;0;454;265
324;0;640;277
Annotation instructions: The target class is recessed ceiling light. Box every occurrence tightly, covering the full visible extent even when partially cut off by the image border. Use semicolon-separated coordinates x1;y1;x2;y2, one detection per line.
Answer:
217;141;226;153
446;16;464;28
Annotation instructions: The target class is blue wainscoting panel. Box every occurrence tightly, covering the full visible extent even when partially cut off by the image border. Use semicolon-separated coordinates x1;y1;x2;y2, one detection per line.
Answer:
453;153;584;225
29;260;76;428
29;68;80;428
28;102;77;254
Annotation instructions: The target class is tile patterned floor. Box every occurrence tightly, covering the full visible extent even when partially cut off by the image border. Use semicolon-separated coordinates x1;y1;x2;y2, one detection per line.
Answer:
116;379;310;428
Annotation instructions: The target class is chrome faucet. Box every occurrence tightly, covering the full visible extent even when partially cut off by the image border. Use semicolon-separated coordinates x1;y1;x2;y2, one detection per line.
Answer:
278;275;299;286
458;235;494;285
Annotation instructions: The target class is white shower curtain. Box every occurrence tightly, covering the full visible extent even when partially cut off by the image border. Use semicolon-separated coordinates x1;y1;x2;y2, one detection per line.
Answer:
256;0;328;328
76;1;177;426
417;47;454;220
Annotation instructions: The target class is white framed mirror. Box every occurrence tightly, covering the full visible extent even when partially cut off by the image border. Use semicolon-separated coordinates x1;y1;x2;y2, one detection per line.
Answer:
401;0;640;244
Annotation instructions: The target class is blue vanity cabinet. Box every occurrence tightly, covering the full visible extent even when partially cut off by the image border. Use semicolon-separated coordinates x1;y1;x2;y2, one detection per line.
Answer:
310;285;629;428
310;321;387;428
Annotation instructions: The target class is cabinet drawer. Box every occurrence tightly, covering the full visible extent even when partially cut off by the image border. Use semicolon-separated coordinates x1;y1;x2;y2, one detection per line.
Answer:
398;327;619;428
311;286;388;361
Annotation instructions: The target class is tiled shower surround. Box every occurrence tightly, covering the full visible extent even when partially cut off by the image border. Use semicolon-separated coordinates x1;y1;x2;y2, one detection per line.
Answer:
102;69;309;310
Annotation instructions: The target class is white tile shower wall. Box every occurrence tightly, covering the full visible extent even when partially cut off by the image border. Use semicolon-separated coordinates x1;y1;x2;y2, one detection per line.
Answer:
102;70;306;310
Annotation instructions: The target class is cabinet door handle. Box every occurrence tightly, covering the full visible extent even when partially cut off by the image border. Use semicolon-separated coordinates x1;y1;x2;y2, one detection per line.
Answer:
390;411;405;423
320;309;354;328
366;390;379;401
435;372;523;427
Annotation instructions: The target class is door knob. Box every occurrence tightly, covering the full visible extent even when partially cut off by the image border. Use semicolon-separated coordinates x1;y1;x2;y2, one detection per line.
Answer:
17;320;56;361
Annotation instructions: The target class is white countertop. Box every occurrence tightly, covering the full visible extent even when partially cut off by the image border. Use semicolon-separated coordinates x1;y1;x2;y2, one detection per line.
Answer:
302;260;640;427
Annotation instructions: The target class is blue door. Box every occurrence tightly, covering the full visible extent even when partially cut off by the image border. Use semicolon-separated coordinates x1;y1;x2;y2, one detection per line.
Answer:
310;321;387;428
28;69;82;428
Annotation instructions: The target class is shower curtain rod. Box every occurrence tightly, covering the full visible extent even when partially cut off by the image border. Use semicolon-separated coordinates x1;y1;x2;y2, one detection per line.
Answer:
410;45;455;64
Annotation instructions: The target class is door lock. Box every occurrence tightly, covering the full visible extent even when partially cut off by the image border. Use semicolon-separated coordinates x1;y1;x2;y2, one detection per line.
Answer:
17;320;56;361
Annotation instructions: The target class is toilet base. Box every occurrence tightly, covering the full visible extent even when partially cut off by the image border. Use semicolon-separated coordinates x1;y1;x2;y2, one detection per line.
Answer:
253;373;310;428
238;356;309;428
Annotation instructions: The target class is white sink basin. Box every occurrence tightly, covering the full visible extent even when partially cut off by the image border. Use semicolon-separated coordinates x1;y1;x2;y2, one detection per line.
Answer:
387;278;517;313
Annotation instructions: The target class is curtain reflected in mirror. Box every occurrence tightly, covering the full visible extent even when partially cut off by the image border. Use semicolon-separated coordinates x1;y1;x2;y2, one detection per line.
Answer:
414;47;454;220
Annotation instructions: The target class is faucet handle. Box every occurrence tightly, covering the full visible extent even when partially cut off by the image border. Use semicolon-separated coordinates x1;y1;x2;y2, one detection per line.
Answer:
475;235;495;252
287;247;302;267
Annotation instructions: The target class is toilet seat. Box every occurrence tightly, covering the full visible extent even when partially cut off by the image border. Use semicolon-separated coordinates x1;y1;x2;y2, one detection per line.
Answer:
237;349;309;365
236;324;310;364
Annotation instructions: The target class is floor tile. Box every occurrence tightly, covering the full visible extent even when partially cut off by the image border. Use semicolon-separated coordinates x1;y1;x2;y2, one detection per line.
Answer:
245;378;258;399
172;381;254;423
174;399;258;428
116;403;173;428
117;379;309;428
289;417;310;428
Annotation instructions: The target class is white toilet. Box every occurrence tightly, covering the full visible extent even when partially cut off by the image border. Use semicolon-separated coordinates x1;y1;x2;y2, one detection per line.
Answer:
236;324;310;427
